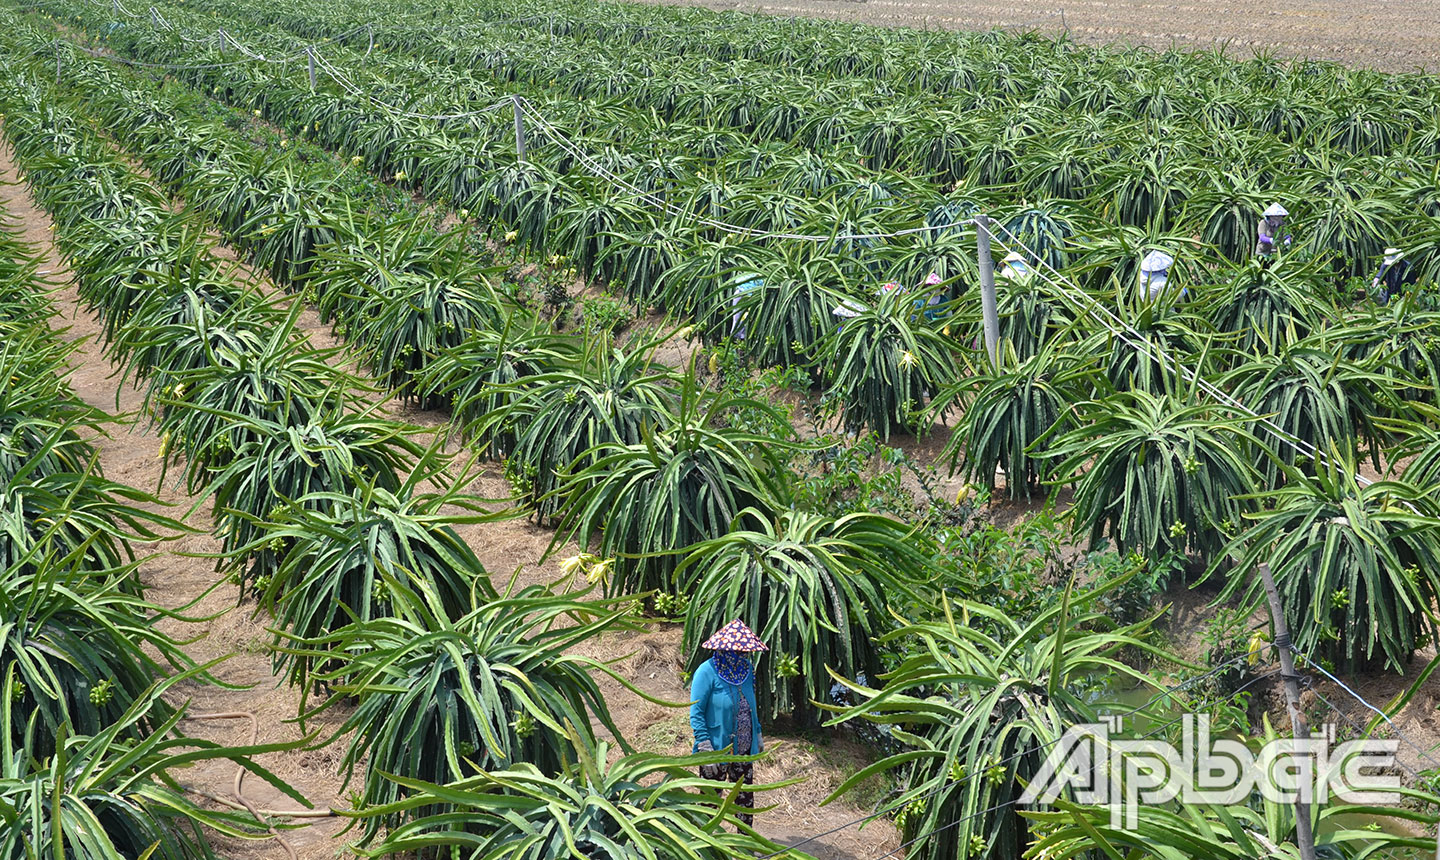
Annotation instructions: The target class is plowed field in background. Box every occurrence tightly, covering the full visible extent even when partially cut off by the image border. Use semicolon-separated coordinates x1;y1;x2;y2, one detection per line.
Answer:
636;0;1440;72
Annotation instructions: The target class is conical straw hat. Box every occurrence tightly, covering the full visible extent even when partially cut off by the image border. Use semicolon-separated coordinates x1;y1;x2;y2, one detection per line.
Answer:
701;619;768;652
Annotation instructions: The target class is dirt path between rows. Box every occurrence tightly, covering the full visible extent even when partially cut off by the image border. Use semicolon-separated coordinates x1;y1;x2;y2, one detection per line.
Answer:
0;135;899;858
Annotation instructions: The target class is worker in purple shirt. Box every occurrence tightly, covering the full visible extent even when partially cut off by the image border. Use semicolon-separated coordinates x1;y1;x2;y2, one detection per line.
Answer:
1256;203;1291;258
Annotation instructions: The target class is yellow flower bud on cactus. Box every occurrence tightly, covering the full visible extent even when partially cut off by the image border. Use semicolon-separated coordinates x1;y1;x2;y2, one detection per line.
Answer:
586;558;613;585
1247;630;1270;666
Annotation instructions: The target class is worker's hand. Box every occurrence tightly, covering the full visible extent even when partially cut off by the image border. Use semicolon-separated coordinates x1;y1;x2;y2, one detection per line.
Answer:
1259;235;1274;246
696;740;714;753
1283;234;1292;245
700;762;726;780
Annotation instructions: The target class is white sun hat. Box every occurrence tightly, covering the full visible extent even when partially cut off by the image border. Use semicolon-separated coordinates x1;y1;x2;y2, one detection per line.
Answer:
1384;248;1404;264
1140;250;1175;273
1001;251;1025;264
1263;203;1289;218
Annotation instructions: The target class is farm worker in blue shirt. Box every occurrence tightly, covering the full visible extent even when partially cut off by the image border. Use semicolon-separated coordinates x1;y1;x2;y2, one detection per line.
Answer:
999;251;1033;284
691;619;766;826
731;274;763;340
1371;248;1410;304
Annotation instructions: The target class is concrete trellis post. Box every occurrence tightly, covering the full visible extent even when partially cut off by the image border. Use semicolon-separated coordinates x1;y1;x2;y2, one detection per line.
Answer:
512;95;526;162
1259;563;1319;860
975;213;1001;368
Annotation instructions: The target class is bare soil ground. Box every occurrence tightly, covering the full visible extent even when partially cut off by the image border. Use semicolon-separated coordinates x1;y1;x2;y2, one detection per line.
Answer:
634;0;1440;72
0;137;899;857
11;2;1440;846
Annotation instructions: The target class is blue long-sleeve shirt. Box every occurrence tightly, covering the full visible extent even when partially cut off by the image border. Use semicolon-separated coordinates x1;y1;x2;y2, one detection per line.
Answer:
689;657;763;756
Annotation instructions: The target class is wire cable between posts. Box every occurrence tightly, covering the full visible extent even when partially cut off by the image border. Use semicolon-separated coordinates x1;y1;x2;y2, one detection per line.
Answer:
37;19;957;244
1293;651;1440;857
308;47;512;121
755;644;1274;860
1287;645;1440;773
64;3;979;244
856;667;1288;860
983;218;1381;492
515;97;972;244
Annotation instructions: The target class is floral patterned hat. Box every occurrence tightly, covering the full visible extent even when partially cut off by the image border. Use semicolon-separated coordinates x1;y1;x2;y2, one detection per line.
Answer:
701;619;768;652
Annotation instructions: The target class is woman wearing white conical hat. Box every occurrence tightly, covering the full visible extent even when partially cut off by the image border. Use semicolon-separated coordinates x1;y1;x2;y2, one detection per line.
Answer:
1256;203;1291;258
1139;250;1176;301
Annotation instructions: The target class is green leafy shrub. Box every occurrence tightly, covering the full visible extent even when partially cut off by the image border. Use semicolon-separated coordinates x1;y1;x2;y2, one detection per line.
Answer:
354;740;781;855
255;479;496;691
0;468;183;579
679;507;929;728
150;312;349;488
1219;464;1440;674
1;557;193;760
308;214;504;402
825;589;1168;860
0;345;102;486
1050;391;1261;565
419;319;579;458
823;287;956;438
483;339;678;522
942;346;1089;500
730;252;842;369
1207;259;1327;357
577;295;633;336
0;677;308;860
291;582;647;840
551;383;789;596
1221;343;1395;482
206;411;421;592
